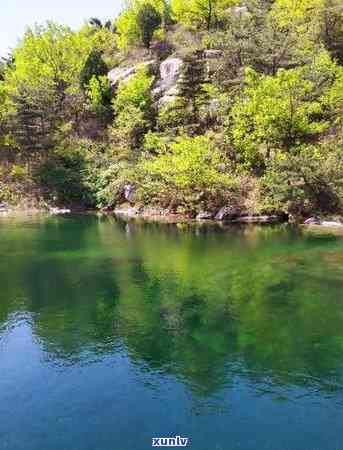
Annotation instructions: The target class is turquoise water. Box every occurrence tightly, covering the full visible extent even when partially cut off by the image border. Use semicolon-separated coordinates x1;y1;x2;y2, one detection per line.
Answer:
1;215;343;450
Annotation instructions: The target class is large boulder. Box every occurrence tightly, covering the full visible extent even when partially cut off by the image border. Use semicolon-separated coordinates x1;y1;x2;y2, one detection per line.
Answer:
320;220;343;227
215;206;240;221
229;6;249;16
304;217;321;225
153;57;183;107
303;217;343;227
108;66;136;86
50;207;71;215
196;211;214;220
0;202;8;212
123;184;136;204
204;49;223;59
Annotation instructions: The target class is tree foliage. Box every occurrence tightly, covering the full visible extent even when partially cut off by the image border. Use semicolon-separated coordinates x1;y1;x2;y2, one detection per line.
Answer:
1;0;343;218
137;3;162;48
80;50;109;91
171;0;238;30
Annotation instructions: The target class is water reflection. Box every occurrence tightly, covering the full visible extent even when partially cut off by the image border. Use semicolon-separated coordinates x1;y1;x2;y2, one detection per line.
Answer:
1;215;343;399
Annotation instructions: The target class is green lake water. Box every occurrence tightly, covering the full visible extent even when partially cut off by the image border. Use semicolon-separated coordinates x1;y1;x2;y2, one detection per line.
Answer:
1;215;343;450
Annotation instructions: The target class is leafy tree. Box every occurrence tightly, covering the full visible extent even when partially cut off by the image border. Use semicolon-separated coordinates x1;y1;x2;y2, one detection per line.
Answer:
319;0;343;65
87;75;113;122
80;50;109;91
175;52;210;127
213;0;317;86
271;0;323;29
7;82;60;155
171;0;238;30
6;23;98;93
230;67;329;169
111;68;154;150
113;67;154;114
0;61;5;81
139;134;234;210
262;145;343;216
89;17;116;33
116;0;168;50
137;3;162;48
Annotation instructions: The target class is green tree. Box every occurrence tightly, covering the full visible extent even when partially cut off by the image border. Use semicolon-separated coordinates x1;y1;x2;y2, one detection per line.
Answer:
319;0;343;65
171;0;238;30
89;17;116;33
139;134;234;210
80;50;109;91
111;67;154;150
176;52;210;127
115;0;168;50
6;23;98;93
137;3;162;48
230;66;330;169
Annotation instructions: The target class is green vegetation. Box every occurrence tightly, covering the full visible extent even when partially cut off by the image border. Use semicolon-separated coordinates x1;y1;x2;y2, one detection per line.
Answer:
1;0;343;219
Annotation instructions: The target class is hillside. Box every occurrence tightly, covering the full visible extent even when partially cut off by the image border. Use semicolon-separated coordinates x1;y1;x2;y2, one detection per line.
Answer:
1;0;343;221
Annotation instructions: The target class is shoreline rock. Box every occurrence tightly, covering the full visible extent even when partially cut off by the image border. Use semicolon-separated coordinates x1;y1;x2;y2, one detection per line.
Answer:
114;205;288;225
303;217;343;227
50;207;71;215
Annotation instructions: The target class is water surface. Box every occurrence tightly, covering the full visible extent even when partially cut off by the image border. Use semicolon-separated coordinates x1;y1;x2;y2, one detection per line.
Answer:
1;215;343;450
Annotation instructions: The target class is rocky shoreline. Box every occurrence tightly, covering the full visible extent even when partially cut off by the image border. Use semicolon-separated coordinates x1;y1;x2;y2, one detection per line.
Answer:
113;205;287;224
112;205;343;228
1;201;343;229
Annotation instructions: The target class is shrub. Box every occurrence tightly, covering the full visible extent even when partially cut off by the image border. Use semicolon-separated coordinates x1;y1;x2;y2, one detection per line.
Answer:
137;134;235;211
80;50;109;91
87;75;113;122
261;145;343;218
137;3;162;48
230;67;330;170
10;164;27;181
35;141;95;206
113;67;154;115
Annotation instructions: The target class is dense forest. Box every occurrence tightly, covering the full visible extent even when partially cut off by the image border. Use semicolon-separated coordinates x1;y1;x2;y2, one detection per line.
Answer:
1;0;343;220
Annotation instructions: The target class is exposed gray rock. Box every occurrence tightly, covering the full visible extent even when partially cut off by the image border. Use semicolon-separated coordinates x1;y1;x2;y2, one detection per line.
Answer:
230;6;249;16
204;49;223;59
108;60;155;86
123;184;135;204
233;215;283;224
114;206;139;217
0;202;8;214
304;217;321;225
50;207;71;215
303;217;343;227
153;57;183;107
215;206;239;221
108;66;135;85
196;211;214;220
207;98;221;117
320;220;343;227
141;208;168;217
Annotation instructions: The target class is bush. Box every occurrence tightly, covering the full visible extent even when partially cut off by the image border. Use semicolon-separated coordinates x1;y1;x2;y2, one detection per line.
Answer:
261;144;343;218
87;75;113;122
137;3;162;48
113;67;154;114
137;134;236;211
35;142;95;206
10;164;27;181
80;50;109;91
230;67;329;170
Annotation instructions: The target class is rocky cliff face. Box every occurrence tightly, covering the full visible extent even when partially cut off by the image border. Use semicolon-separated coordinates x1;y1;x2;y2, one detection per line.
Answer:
108;60;155;86
152;57;183;107
108;51;223;106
